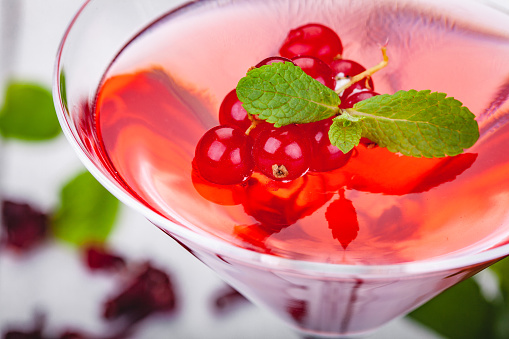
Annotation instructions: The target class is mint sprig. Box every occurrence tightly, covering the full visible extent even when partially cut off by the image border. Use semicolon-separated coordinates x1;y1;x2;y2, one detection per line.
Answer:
236;63;479;158
343;90;479;157
236;62;340;127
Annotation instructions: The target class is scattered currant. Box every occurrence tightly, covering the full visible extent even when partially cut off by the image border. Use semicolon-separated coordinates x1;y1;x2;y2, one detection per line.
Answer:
194;125;254;185
252;124;312;181
304;117;353;172
291;55;336;90
218;89;251;131
279;23;343;64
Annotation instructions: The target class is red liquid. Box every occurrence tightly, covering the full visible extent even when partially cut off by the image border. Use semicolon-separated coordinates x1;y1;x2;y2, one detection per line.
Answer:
94;0;509;265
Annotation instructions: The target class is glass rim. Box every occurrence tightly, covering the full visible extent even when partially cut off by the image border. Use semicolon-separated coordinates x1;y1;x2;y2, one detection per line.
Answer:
53;0;509;279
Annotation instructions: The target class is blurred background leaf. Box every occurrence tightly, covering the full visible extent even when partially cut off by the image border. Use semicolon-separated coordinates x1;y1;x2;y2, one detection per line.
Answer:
0;81;60;141
489;259;509;338
51;171;120;246
408;277;499;339
492;258;509;298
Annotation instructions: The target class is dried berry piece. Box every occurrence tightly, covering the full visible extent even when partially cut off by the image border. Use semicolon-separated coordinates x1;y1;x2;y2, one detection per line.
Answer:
3;312;45;339
4;330;44;339
212;285;249;314
58;331;86;339
2;200;48;252
84;245;126;271
103;263;177;322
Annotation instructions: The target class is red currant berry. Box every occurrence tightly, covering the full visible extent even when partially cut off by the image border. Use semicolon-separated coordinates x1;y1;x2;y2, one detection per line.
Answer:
218;89;251;132
279;23;343;64
195;125;254;185
292;56;336;90
330;59;375;102
252;124;311;181
330;59;368;79
342;91;380;146
304;118;352;172
339;82;374;106
256;56;294;68
343;90;380;108
248;121;273;140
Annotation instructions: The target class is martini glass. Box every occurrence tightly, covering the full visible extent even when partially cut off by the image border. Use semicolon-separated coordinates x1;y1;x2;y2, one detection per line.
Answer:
54;0;509;337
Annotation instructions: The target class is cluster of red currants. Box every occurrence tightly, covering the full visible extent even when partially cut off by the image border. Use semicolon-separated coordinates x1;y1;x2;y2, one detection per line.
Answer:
194;23;379;185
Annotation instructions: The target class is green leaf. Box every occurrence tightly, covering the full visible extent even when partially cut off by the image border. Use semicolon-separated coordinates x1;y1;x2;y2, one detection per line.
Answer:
491;258;509;297
329;113;364;153
51;171;120;246
0;81;61;141
347;90;479;158
408;278;498;339
236;62;340;127
489;259;509;337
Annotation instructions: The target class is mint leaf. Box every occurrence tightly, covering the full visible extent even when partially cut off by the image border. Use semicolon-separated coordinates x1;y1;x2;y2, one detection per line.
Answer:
329;113;364;153
236;62;339;127
0;81;61;141
51;171;120;246
347;90;479;157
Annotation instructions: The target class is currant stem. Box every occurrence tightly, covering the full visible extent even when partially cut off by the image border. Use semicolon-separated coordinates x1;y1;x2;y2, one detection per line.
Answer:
335;46;389;95
245;115;262;135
